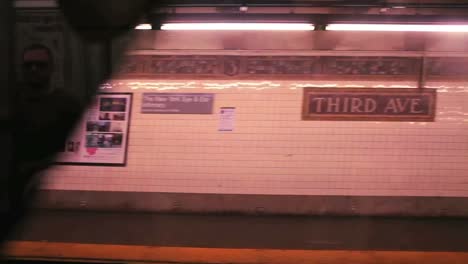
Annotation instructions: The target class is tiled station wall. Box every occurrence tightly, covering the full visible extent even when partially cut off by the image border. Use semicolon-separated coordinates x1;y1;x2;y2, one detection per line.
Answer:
43;80;468;197
12;5;468;215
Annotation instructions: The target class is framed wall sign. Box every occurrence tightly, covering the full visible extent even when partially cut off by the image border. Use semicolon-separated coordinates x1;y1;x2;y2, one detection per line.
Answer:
302;88;436;122
56;93;132;166
141;93;214;114
15;9;67;91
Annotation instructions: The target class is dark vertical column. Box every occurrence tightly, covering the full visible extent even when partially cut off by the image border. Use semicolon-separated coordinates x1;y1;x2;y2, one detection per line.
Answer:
0;0;14;241
84;41;111;97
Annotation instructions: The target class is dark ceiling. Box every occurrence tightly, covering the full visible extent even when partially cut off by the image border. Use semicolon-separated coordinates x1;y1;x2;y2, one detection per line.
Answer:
149;0;468;24
159;0;468;8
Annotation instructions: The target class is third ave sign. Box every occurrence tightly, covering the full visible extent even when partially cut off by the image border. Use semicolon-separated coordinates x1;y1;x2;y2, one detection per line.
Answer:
302;88;436;121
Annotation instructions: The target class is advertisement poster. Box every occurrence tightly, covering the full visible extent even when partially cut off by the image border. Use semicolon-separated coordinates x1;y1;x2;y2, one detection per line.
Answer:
56;93;132;166
16;9;66;91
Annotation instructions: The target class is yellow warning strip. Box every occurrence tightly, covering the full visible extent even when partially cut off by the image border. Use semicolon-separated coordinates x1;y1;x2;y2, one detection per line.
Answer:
3;241;468;264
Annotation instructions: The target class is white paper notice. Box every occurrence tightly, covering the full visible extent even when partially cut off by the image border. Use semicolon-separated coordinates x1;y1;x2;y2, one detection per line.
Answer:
219;107;235;131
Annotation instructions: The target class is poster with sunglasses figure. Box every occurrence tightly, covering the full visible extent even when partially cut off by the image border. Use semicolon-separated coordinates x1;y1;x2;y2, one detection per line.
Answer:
16;9;66;91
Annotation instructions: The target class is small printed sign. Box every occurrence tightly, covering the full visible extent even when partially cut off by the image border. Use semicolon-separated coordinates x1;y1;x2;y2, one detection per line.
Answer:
302;88;436;121
219;107;236;131
142;93;214;114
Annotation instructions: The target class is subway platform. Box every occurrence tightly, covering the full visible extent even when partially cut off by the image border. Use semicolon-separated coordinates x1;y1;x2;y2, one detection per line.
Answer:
2;209;468;263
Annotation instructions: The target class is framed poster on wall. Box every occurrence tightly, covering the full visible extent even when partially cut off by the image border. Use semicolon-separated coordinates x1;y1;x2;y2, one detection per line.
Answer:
56;93;132;166
15;9;67;92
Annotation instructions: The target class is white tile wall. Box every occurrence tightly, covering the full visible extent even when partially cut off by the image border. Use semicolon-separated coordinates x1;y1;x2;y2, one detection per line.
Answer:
43;80;468;197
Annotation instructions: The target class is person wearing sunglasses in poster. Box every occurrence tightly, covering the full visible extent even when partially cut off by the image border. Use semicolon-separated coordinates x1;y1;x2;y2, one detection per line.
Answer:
8;42;83;234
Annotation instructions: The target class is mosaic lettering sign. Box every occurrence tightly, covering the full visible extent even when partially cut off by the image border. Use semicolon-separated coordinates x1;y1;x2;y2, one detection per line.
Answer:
427;58;468;77
302;88;436;121
321;57;419;75
116;55;418;79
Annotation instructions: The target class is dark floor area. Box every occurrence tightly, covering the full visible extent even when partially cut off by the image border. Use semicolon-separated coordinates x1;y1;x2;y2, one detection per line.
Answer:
6;210;468;252
6;261;116;264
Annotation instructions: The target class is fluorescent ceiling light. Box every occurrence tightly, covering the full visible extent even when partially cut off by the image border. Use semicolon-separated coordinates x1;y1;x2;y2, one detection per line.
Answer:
160;23;315;31
135;23;152;30
326;24;468;32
